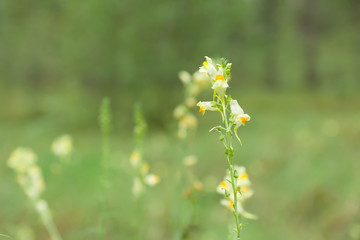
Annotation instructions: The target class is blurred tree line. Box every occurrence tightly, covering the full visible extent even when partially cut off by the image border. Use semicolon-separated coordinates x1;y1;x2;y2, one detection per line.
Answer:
0;0;359;95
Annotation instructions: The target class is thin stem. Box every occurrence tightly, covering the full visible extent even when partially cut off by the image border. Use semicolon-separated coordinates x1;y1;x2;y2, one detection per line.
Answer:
221;97;241;239
34;200;63;240
43;215;62;240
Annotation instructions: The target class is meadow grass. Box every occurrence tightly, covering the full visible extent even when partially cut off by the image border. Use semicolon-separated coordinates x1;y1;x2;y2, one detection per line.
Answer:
1;91;360;240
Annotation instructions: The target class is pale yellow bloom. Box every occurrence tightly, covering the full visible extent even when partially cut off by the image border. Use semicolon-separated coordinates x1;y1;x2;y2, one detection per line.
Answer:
217;165;255;218
130;151;141;167
7;148;37;173
193;181;204;192
51;135;73;158
183;155;198;167
141;163;150;175
36;199;49;213
132;178;144;196
185;97;197;107
178;70;192;85
179;114;198;129
197;101;218;114
145;174;160;186
212;75;229;98
173;105;187;119
230;100;250;128
199;56;218;80
193;71;209;87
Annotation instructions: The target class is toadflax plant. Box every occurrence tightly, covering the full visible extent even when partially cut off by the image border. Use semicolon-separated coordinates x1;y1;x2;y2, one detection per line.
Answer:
196;56;256;239
7;148;62;240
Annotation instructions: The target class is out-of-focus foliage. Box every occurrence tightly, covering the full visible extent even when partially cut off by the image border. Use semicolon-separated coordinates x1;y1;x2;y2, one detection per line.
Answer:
1;1;360;240
1;0;359;91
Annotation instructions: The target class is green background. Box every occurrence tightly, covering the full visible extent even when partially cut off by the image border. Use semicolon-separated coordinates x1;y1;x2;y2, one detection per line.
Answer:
1;0;360;239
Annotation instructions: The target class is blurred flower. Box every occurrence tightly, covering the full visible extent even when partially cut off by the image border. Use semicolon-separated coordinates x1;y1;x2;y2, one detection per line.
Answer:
36;199;49;213
193;71;209;87
141;163;150;175
7;148;37;173
193;181;203;192
197;101;218;114
130;154;160;197
230;100;250;128
51;135;73;158
130;151;141;167
132;178;144;197
144;174;160;186
180;114;198;129
8;148;45;200
25;166;45;199
173;105;187;119
185;97;197;107
183;155;198;167
178;70;192;85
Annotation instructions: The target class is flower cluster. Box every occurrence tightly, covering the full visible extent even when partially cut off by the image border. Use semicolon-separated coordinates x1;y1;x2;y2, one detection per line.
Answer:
196;56;254;238
130;150;160;197
130;105;160;197
51;134;73;160
174;70;209;139
7;147;63;240
216;166;256;219
182;155;204;198
7;148;45;200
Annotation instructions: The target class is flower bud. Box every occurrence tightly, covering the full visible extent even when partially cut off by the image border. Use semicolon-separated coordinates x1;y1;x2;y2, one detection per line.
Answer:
234;169;239;178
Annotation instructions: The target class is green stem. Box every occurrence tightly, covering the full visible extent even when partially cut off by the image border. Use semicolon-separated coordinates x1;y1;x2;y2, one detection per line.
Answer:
43;216;62;240
221;97;241;239
34;200;63;240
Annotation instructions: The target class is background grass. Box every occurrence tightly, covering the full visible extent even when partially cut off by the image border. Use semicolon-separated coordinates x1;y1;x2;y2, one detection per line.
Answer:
1;0;360;239
1;89;359;240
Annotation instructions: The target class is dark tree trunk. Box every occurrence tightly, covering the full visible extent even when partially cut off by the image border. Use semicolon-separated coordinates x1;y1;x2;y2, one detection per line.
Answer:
299;0;321;89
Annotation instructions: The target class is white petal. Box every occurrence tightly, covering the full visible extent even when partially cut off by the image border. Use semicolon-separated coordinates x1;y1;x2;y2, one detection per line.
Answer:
211;81;229;98
230;100;244;115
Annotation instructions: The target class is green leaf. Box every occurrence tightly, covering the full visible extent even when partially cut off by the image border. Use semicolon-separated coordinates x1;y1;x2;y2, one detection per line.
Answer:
0;234;12;239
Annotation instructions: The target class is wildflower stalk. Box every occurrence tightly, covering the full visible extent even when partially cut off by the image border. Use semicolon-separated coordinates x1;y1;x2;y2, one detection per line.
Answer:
98;97;112;239
99;97;112;185
7;148;63;240
220;97;241;239
197;56;255;239
34;200;62;240
173;70;208;240
129;104;160;239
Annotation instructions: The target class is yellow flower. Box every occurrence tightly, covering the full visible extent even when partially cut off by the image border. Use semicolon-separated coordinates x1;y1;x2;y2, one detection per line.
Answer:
183;155;198;167
145;174;160;186
230;100;251;128
193;181;204;192
130;151;141;167
173;105;187;119
217;165;256;218
178;70;192;85
51;135;73;158
179;114;198;129
193;71;209;87
199;56;218;80
197;101;217;114
211;76;229;98
7;148;37;173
